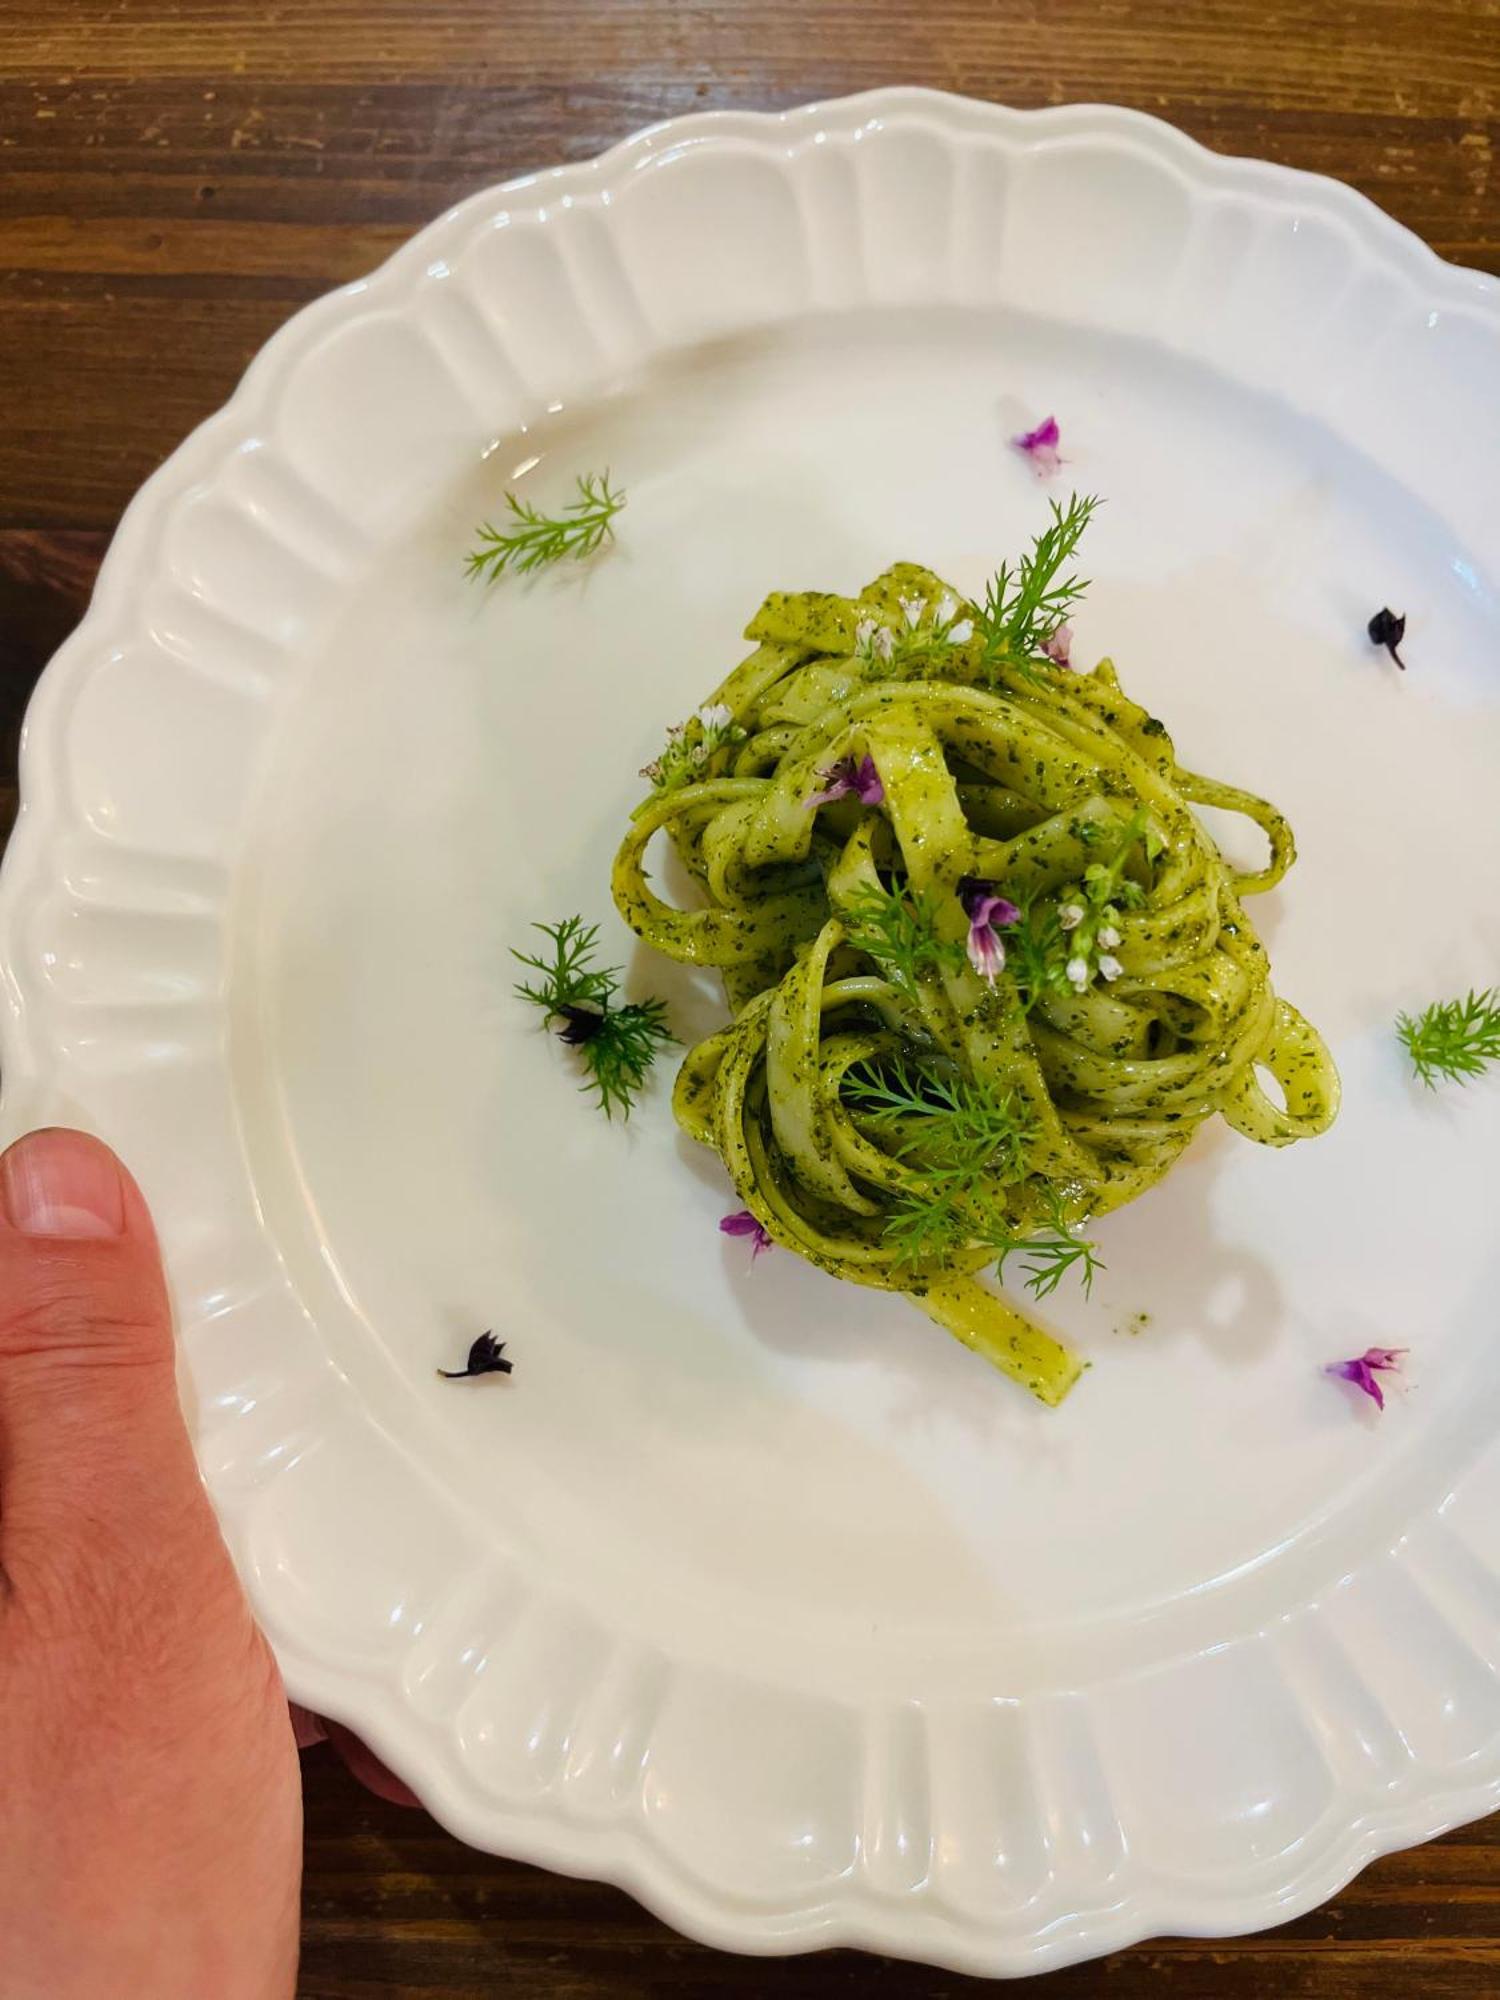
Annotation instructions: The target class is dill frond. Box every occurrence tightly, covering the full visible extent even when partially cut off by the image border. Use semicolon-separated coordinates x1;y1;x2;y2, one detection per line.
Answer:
973;491;1100;675
1397;988;1500;1088
467;471;625;581
512;915;671;1117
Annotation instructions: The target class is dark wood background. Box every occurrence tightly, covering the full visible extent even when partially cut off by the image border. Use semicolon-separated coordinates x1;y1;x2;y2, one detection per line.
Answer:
3;3;1499;1993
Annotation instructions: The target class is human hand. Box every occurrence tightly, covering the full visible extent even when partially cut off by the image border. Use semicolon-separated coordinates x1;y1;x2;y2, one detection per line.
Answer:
0;1129;302;1999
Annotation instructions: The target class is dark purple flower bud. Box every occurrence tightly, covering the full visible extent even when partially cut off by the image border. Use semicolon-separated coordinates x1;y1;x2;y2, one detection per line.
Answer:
438;1332;513;1380
555;1003;607;1045
1367;607;1406;668
958;878;1023;927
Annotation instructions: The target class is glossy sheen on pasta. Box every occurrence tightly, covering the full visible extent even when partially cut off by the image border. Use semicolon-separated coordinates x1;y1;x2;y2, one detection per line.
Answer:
612;563;1339;1404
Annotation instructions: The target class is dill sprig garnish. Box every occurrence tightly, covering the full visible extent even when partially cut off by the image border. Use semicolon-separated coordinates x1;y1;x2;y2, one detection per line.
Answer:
846;1059;1037;1188
1397;988;1500;1088
512;916;672;1118
844;1060;1103;1295
881;1189;976;1266
842;883;966;990
845;1060;1032;1270
973;491;1100;677
1011;1230;1104;1299
467;471;625;581
993;1186;1105;1300
512;914;616;1014
577;997;673;1119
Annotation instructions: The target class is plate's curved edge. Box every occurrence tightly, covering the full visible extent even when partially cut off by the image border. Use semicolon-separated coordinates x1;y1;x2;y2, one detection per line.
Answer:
4;88;1500;1976
272;1617;1500;1979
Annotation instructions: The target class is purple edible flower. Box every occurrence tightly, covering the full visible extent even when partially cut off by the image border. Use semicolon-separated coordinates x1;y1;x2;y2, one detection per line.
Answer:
1325;1345;1408;1411
720;1209;773;1259
1013;414;1063;478
805;753;884;810
1041;622;1074;667
958;876;1022;983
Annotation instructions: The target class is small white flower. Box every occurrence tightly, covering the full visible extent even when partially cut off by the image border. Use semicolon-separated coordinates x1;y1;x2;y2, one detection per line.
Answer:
872;626;895;663
1066;955;1090;990
898;594;927;630
1098;953;1124;981
1059;903;1085;932
697;702;732;733
934;591;958;625
1097;925;1122;949
854;617;879;653
947;617;974;644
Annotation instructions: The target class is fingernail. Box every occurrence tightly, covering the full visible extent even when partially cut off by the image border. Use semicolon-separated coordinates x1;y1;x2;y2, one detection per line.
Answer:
0;1129;127;1239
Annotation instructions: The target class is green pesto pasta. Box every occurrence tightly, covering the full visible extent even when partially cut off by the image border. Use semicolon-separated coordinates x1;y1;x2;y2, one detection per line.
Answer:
612;534;1339;1406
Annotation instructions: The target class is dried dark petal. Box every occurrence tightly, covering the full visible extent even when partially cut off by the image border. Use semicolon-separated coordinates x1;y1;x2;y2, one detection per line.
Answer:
1367;606;1407;669
555;1003;607;1045
438;1332;514;1379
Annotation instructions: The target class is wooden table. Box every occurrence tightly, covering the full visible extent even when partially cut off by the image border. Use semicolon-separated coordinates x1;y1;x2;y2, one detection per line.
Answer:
3;4;1499;1993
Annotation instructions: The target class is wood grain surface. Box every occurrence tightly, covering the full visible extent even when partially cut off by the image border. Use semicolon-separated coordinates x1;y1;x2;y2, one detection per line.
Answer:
3;3;1499;1993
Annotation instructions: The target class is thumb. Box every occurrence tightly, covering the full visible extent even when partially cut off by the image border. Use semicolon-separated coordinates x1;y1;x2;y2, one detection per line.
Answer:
0;1127;208;1600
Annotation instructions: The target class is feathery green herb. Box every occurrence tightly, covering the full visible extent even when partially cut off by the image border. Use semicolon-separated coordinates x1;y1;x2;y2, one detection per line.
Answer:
844;1060;1032;1270
846;1060;1037;1186
973;491;1100;677
512;915;616;1014
467;471;625;581
512;916;672;1118
994;1187;1105;1300
842;883;966;991
575;997;673;1119
1397;988;1500;1088
844;1061;1103;1295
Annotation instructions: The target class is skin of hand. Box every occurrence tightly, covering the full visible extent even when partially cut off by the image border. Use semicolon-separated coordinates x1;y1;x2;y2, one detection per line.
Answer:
0;1129;303;2000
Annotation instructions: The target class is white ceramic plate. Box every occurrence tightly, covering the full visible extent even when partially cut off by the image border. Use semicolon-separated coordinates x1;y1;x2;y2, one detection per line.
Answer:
4;90;1500;1977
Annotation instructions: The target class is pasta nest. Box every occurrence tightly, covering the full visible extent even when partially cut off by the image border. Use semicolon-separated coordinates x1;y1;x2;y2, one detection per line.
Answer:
614;564;1338;1402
